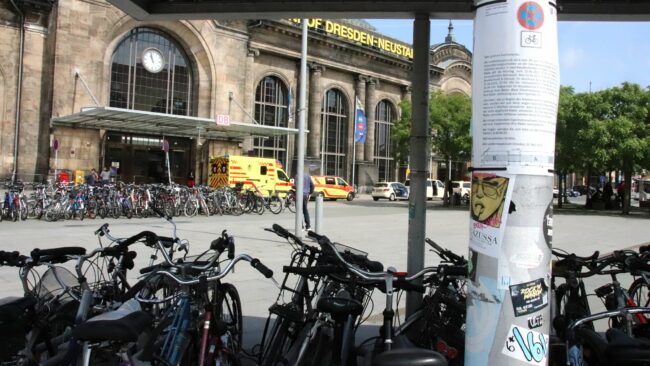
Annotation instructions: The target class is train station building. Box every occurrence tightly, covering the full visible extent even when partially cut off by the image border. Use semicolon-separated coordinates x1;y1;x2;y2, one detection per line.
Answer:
0;0;472;188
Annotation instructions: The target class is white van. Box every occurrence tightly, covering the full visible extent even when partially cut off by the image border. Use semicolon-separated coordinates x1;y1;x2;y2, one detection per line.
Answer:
404;179;445;200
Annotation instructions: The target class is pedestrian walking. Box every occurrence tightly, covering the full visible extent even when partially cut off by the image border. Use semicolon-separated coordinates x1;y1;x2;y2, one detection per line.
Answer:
294;172;314;230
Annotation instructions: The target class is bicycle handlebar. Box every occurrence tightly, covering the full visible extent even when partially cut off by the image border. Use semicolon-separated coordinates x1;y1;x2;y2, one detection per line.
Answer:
306;230;436;283
425;238;466;265
0;250;29;267
142;254;270;286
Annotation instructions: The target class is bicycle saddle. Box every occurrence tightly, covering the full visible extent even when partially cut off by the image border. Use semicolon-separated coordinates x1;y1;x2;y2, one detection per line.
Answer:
317;296;364;317
72;300;152;342
372;348;448;366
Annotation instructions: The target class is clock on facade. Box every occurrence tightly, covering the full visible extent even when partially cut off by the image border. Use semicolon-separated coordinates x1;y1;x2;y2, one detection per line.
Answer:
142;48;165;73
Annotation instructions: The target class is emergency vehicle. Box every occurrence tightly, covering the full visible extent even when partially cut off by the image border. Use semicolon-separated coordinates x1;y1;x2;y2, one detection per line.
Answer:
208;155;292;196
312;176;355;201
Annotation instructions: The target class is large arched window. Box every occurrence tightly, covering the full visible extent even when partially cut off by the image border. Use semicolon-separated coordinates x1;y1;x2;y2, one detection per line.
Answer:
254;76;289;164
375;100;395;181
321;89;348;177
110;27;194;116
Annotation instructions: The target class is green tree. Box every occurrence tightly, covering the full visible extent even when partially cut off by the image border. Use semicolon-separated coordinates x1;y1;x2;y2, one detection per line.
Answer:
555;83;650;213
555;86;576;207
429;91;472;203
392;99;412;167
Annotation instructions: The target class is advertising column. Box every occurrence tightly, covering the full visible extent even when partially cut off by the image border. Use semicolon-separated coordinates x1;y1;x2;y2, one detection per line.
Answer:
466;1;559;365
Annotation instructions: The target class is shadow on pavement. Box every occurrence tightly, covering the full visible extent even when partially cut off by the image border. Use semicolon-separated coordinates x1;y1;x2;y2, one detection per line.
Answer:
239;315;381;365
554;203;650;219
345;198;470;212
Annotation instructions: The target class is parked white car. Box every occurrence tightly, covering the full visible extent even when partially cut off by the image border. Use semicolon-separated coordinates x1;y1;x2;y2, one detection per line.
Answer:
452;181;471;202
372;182;409;201
404;179;445;200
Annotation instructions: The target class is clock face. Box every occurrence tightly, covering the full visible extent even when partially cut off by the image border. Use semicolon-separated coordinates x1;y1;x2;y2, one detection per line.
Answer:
142;48;164;73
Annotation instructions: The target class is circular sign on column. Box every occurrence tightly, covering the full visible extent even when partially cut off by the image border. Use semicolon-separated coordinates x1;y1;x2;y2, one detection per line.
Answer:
517;1;544;30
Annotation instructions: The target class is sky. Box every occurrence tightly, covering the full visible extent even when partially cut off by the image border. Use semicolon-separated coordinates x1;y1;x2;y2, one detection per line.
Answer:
365;19;650;93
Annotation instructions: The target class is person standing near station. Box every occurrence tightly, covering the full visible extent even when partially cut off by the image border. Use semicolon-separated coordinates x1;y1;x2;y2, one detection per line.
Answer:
294;171;314;230
100;167;110;186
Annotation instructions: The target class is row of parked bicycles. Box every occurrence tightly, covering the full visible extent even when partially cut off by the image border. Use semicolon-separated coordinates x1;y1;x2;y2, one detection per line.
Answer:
0;180;297;223
0;208;648;365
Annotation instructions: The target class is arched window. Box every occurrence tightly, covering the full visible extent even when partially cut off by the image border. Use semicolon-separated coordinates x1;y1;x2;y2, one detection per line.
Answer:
253;76;289;164
321;89;348;177
374;100;395;181
110;27;194;116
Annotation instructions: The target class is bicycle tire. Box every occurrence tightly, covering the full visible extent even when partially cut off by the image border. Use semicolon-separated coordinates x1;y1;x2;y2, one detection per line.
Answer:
184;200;198;217
268;197;283;215
200;200;210;217
20;205;28;221
260;316;291;366
287;196;296;213
629;278;650;319
255;197;265;215
212;283;243;362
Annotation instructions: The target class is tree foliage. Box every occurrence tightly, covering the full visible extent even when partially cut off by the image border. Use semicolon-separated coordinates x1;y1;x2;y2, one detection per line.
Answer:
391;91;472;166
555;82;650;213
429;91;472;163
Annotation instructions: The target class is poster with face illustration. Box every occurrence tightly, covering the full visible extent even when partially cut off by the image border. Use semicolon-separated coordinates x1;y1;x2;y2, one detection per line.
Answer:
469;172;515;257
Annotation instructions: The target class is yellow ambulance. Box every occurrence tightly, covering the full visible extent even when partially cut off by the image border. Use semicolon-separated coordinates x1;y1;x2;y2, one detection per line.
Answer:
208;155;292;197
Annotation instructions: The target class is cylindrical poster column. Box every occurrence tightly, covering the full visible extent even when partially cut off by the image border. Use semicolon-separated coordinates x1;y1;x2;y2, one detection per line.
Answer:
466;1;559;365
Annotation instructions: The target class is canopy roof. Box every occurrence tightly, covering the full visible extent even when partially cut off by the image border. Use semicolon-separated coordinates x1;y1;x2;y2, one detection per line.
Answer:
51;107;299;140
107;0;650;21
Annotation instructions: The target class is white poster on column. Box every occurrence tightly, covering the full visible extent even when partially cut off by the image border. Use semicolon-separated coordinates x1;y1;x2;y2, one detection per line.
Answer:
471;0;560;175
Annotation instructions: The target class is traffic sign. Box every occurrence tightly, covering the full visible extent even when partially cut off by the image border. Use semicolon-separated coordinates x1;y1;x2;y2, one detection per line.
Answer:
53;139;59;151
162;139;169;152
518;1;544;30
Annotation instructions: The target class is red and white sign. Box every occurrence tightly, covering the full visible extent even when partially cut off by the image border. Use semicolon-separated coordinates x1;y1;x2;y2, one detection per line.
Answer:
215;114;231;126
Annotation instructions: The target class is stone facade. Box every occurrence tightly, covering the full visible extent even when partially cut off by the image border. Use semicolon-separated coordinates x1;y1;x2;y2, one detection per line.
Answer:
0;0;472;187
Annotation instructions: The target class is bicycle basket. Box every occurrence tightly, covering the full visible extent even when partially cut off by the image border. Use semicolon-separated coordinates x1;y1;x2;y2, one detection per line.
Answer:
32;266;80;303
333;242;368;258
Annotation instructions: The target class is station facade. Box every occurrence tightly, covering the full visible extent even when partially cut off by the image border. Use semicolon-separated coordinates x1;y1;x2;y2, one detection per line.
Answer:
0;0;472;188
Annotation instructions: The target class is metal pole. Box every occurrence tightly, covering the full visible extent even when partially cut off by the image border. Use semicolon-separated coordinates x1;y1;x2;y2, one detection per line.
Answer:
315;194;323;234
295;19;308;238
9;0;24;184
466;1;559;364
166;151;172;185
352;130;356;187
54;150;58;182
405;13;431;317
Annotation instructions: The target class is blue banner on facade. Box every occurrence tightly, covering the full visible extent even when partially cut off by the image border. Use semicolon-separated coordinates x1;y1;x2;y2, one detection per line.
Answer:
354;97;367;143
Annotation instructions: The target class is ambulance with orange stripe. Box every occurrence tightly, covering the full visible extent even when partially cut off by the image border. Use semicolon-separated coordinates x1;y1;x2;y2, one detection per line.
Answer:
208;155;292;196
312;175;355;201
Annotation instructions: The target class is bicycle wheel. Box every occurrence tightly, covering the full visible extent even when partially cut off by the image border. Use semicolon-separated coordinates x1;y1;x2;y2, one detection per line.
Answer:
184;200;198;217
20;204;28;221
629;279;650;319
268;197;283;215
255;197;265;215
286;194;296;213
200;200;211;217
260;315;291;366
210;283;243;364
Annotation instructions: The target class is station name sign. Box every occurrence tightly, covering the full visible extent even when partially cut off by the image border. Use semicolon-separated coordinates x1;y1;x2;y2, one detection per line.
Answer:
288;19;414;60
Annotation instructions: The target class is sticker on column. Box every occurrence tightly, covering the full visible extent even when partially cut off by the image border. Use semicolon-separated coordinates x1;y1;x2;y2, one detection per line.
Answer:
502;324;549;364
469;173;515;257
509;278;548;317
